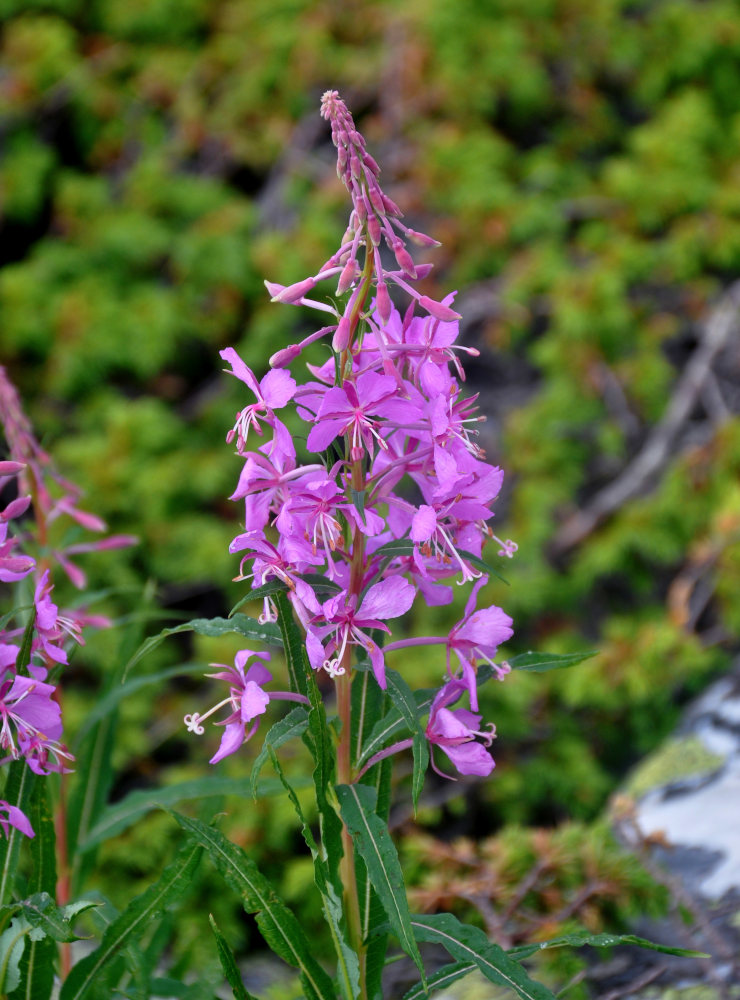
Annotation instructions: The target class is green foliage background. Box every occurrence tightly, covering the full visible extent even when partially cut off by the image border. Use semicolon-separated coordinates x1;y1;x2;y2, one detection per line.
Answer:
2;0;739;987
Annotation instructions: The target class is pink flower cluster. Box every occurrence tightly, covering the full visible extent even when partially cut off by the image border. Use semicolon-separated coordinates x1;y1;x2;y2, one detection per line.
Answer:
0;367;135;837
189;92;515;779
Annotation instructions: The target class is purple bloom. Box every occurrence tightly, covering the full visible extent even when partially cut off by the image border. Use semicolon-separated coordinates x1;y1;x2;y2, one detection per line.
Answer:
184;650;308;763
221;348;296;457
426;679;496;777
0;801;34;839
447;577;513;710
306;576;415;688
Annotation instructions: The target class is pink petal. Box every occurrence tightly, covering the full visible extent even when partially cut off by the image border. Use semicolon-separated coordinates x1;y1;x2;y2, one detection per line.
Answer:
410;505;437;543
220;348;260;396
260;369;297;409
442;742;494;776
358;576;415;622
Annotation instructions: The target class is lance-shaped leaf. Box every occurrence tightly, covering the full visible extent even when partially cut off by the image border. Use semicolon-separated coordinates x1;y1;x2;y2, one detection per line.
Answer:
15;893;98;944
409;913;556;1000
359;688;435;768
273;591;308;698
229;579;288;616
173;814;335;1000
79;777;263;851
209;915;258;1000
273;593;343;884
123;615;281;679
385;669;428;812
268;749;360;1000
336;784;425;986
402;961;477;1000
0;916;40;995
10;779;57;1000
0;762;36;905
59;840;202;1000
250;707;309;800
508;650;597;672
507;929;708;960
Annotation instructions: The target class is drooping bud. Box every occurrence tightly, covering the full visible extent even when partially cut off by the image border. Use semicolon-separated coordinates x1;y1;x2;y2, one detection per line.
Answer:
418;296;462;322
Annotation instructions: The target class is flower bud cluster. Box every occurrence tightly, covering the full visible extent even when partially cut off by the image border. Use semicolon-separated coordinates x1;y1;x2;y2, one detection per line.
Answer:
0;367;135;837
191;93;516;779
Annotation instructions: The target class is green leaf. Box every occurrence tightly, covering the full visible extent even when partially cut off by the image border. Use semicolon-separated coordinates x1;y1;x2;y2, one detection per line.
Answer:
0;762;36;904
208;914;257;1000
10;780;57;1000
0;916;38;995
73;663;205;746
250;708;309;800
385;670;428;812
402;961;477;1000
173;814;335;1000
409;913;556;1000
15;893;97;944
79;778;261;851
267;750;360;1000
359;689;436;768
507;929;708;960
229;580;288;616
508;649;598;672
335;784;425;986
350;489;366;525
273;591;308;699
457;549;509;585
59;840;202;1000
123;615;281;678
370;538;415;561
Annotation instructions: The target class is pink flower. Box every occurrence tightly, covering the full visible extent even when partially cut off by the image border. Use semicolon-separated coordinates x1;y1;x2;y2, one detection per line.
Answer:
0;801;33;838
184;650;308;764
221;348;296;458
426;679;496;777
447;577;513;710
306;576;415;688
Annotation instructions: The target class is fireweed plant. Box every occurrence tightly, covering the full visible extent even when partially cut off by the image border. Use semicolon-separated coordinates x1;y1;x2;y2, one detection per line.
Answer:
171;93;698;1000
0;95;700;1000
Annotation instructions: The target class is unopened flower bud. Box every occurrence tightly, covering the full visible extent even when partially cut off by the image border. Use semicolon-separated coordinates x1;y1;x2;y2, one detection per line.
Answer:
376;282;392;323
391;240;417;279
367;215;381;246
333;315;351;352
405;228;441;248
273;277;317;304
270;344;302;368
382;193;402;217
367;184;386;217
418;296;461;322
337;258;358;295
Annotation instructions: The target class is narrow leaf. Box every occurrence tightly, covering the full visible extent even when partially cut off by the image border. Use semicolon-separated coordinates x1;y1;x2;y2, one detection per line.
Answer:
410;913;556;1000
79;777;260;851
507;930;708;960
359;689;435;767
73;664;205;746
11;781;57;1000
173;814;335;1000
0;763;36;904
402;961;477;1000
59;841;202;1000
273;591;308;698
250;708;309;800
124;615;281;678
209;915;257;1000
385;670;428;812
508;650;597;672
457;549;509;585
336;784;425;985
229;580;288;616
267;750;360;1000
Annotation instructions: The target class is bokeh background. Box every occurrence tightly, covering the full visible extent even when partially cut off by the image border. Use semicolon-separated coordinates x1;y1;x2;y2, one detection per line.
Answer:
2;0;739;994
